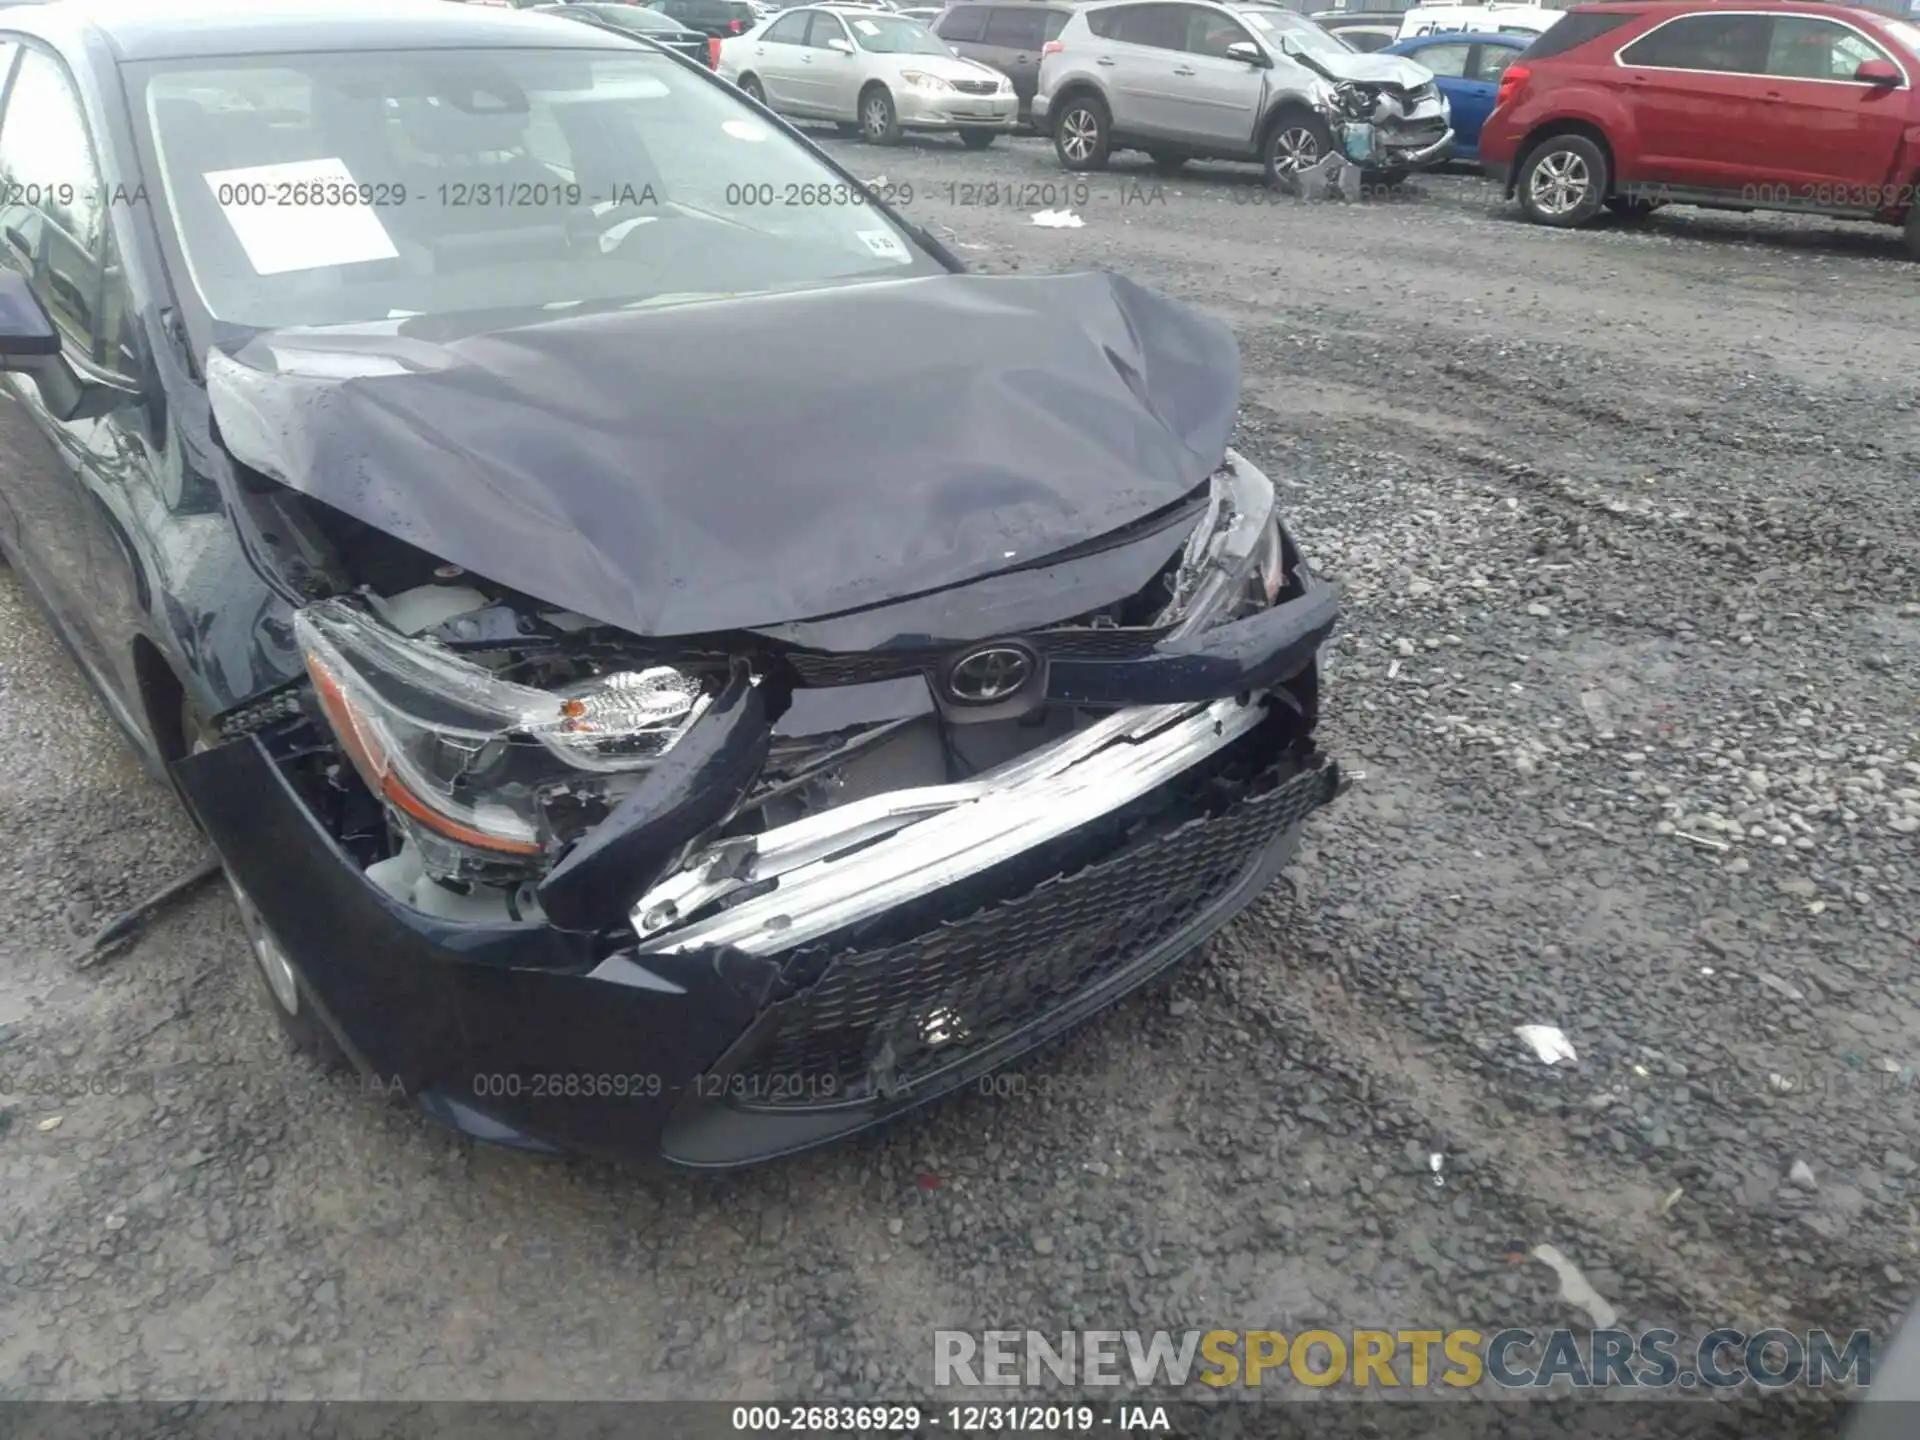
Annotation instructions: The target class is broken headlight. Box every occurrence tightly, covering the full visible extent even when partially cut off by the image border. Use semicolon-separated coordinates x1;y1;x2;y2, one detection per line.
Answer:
294;598;711;878
1161;452;1286;637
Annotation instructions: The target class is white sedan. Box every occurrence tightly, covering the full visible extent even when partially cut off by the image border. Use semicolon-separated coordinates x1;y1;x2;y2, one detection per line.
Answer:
719;4;1017;147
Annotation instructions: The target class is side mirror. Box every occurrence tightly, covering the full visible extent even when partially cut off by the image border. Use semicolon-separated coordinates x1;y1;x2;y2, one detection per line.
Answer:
827;36;854;53
1856;58;1901;86
0;269;61;372
1225;40;1267;66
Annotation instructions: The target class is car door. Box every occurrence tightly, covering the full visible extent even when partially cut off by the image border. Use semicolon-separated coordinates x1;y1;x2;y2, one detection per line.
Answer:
1170;5;1270;150
1459;41;1523;153
1405;38;1476;141
1746;13;1911;198
803;9;861;118
977;6;1049;105
1613;12;1773;190
0;41;150;729
1094;3;1199;137
750;9;816;107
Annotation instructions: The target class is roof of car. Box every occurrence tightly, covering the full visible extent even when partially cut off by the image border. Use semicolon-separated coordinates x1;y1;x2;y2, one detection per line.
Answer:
7;0;639;62
1391;25;1533;37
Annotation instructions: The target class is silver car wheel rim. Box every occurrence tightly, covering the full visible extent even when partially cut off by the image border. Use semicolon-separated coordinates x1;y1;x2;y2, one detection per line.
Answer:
864;96;889;137
190;732;299;1015
1060;109;1099;162
231;880;301;1015
1272;127;1319;173
1529;150;1590;216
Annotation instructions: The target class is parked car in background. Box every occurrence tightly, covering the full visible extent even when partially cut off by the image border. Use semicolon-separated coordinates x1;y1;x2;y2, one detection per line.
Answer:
532;1;718;63
1479;0;1920;254
1396;0;1559;38
1311;9;1407;49
1381;28;1524;156
648;0;760;36
1036;1;1452;181
719;4;1019;143
935;1;1076;122
898;6;944;19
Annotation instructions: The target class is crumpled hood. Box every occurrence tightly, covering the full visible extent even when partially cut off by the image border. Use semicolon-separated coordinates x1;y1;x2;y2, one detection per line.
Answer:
1318;51;1434;89
205;271;1239;637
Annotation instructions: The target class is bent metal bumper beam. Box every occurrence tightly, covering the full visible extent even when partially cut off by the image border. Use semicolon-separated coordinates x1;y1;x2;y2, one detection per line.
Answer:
615;693;1271;960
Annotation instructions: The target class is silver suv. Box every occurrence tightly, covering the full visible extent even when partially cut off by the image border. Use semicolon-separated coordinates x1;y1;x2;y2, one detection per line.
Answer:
1035;2;1452;183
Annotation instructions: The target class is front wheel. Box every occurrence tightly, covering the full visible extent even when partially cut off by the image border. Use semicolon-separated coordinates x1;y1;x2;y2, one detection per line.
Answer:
1517;134;1610;228
958;128;998;151
737;73;766;105
1264;112;1334;189
1053;94;1111;172
185;703;345;1070
1907;203;1920;261
860;86;902;146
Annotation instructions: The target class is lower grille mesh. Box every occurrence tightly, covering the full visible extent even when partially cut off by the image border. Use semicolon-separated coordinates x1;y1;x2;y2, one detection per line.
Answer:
725;755;1338;1108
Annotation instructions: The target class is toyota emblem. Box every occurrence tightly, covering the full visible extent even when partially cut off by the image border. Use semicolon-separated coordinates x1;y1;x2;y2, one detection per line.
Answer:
945;644;1035;704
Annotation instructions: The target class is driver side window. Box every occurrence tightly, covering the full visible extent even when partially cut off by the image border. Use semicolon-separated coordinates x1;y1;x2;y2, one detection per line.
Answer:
804;12;848;48
765;11;810;43
1182;8;1255;59
0;45;110;361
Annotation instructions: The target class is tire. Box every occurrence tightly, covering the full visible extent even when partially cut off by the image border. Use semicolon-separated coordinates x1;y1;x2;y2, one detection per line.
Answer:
184;701;346;1071
958;127;998;151
1052;92;1111;172
737;73;766;105
1148;151;1188;174
1604;195;1663;220
1907;203;1920;261
860;85;902;145
1264;111;1334;189
1516;133;1609;228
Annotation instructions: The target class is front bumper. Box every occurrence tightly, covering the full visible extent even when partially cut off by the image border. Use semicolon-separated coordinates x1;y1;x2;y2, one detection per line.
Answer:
896;87;1019;129
1385;126;1453;170
177;694;1336;1168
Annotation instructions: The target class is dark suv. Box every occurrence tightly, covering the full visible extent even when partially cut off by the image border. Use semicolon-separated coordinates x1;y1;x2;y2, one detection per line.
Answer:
649;0;759;35
1479;1;1920;255
935;2;1076;121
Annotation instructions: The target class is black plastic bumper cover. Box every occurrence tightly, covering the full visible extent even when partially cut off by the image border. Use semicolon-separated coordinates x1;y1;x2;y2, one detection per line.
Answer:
174;728;1336;1166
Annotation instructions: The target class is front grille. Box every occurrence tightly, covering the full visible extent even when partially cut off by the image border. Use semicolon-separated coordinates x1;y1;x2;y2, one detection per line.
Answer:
723;754;1338;1108
950;79;1000;95
785;625;1172;686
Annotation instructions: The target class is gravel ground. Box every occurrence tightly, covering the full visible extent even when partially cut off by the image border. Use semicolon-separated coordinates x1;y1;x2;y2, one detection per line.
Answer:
2;135;1917;1429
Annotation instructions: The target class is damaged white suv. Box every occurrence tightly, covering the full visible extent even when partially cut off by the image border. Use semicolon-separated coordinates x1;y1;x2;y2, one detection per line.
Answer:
1036;0;1453;183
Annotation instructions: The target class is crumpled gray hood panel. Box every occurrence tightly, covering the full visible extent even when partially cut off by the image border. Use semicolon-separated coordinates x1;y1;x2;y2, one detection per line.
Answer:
205;271;1240;637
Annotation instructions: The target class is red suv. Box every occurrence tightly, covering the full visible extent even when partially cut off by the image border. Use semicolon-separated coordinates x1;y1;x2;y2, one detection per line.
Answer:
1479;2;1920;254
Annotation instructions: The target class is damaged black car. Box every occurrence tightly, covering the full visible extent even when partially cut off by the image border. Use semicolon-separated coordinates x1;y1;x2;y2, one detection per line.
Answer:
0;0;1339;1165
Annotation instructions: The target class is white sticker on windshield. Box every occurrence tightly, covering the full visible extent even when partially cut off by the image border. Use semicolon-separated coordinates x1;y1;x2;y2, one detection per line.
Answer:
203;158;399;276
857;229;909;262
721;118;770;142
853;18;881;34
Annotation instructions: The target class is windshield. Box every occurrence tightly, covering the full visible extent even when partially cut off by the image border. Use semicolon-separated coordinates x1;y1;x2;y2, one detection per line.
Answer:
843;14;948;52
1238;9;1356;57
130;49;935;330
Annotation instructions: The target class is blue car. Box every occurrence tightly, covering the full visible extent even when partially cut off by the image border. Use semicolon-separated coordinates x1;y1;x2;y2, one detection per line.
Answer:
1381;32;1530;163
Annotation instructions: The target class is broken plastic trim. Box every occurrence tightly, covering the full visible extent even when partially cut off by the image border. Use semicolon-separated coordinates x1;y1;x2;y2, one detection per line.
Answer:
616;693;1269;959
1160;451;1281;639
